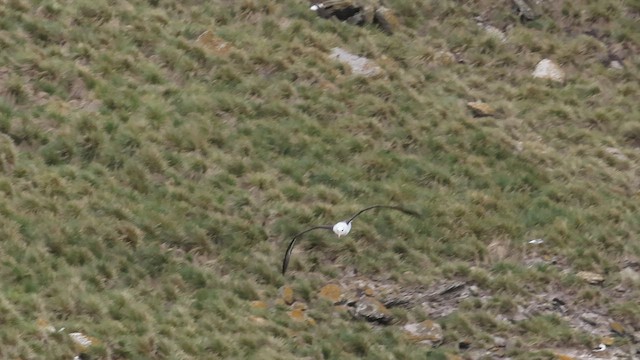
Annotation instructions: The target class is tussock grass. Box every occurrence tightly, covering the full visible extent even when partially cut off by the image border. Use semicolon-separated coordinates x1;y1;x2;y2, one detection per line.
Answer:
0;0;638;357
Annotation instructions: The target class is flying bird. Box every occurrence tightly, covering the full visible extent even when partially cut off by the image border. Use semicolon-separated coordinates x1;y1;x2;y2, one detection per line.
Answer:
282;205;419;275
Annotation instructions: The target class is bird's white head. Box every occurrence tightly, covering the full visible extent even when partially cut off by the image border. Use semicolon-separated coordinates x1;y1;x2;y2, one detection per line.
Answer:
332;221;352;237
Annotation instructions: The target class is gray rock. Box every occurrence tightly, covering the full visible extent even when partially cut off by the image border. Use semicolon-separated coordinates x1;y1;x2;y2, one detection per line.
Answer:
512;0;537;20
609;60;624;70
620;267;640;285
493;336;507;347
351;297;393;324
579;312;600;326
329;47;382;77
402;320;443;346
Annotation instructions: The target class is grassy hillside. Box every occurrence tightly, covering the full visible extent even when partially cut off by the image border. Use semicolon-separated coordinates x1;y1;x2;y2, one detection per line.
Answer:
1;0;639;358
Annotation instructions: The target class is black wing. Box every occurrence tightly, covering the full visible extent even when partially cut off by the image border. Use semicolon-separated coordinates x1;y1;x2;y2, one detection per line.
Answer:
282;225;333;275
346;205;420;224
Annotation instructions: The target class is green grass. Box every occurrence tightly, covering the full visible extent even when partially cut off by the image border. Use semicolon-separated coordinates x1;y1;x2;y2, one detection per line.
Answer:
0;0;639;358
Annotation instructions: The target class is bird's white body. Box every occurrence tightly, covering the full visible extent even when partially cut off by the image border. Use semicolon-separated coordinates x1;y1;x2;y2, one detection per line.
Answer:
332;221;352;237
282;205;418;275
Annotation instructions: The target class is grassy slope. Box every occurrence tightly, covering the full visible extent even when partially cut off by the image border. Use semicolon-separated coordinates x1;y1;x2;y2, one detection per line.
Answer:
0;0;639;358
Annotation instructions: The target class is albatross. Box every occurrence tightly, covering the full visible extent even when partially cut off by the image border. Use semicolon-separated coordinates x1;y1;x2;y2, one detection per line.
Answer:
282;205;419;275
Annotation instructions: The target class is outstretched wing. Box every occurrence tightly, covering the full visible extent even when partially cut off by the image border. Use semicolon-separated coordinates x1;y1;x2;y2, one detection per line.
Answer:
282;225;333;275
346;205;419;224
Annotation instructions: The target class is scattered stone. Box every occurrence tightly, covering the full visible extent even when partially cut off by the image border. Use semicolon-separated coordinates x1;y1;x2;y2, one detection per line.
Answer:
196;30;233;55
605;147;629;162
289;308;306;321
579;313;600;327
352;297;393;324
329;47;382;77
467;101;496;117
363;286;375;297
403;320;444;346
577;271;605;285
610;321;625;335
292;301;308;311
249;316;268;325
493;336;507;347
288;305;316;325
319;284;343;304
532;59;565;83
512;0;538;20
433;50;458;65
528;238;545;245
250;300;268;309
631;331;640;343
476;20;507;42
609;60;624;70
511;310;528;323
620;267;640;285
281;286;295;305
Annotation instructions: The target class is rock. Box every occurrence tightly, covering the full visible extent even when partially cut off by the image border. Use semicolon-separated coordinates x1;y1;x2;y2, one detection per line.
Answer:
477;21;506;42
363;286;375;297
610;321;625;335
352;297;393;324
467;101;496;117
609;60;624;70
319;284;343;303
620;267;640;285
373;6;398;35
280;286;295;305
196;30;232;55
532;59;565;83
329;47;382;77
433;51;458;65
605;147;629;162
579;312;600;326
632;331;640;343
512;0;538;20
288;304;316;325
250;300;268;309
403;320;444;346
249;316;268;325
576;271;604;285
289;308;305;321
493;336;506;347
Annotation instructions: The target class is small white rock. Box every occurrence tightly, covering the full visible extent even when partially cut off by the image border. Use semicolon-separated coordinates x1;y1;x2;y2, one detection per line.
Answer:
532;59;565;82
609;60;623;70
605;147;628;161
